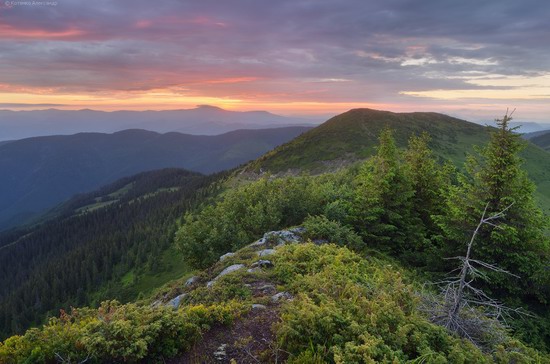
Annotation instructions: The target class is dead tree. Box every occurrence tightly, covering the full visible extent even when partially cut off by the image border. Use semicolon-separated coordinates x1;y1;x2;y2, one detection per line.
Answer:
54;353;90;364
421;202;522;349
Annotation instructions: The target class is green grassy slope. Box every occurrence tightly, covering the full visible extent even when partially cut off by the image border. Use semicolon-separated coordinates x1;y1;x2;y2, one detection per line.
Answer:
248;108;550;212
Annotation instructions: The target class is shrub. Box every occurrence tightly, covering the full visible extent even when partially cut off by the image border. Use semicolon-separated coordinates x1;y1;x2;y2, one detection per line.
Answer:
176;174;352;268
302;215;363;250
271;243;548;363
0;301;245;363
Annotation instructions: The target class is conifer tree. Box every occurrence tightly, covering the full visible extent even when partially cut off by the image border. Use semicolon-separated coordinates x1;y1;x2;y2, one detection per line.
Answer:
352;128;418;254
404;133;451;264
437;112;549;300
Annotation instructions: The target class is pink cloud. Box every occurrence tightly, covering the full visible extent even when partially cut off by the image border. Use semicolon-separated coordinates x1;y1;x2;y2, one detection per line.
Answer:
0;24;85;40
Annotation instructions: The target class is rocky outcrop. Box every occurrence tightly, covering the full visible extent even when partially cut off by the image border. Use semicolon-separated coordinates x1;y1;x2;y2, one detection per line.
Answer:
161;228;305;310
162;228;310;362
219;252;235;261
271;292;293;302
207;264;245;288
249;237;267;247
248;227;304;248
168;293;187;309
264;228;303;245
185;276;199;287
257;249;276;257
251;260;273;268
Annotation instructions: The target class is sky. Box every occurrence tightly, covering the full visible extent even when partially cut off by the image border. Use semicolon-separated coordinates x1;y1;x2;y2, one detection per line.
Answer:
1;0;550;122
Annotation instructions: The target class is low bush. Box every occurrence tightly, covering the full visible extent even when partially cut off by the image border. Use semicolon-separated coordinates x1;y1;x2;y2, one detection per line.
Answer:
0;300;245;363
302;215;363;250
176;174;352;268
271;243;549;363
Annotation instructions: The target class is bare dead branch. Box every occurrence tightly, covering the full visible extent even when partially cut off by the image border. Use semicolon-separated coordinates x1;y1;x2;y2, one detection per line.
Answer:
419;201;524;350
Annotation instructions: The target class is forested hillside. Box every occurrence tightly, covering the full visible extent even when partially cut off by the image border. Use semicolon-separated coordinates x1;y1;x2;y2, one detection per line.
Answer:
0;168;230;339
1;109;549;363
530;130;550;151
0;126;310;231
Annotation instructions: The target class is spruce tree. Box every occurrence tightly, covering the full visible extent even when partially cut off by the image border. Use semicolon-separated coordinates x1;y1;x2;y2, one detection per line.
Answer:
438;112;549;300
404;133;450;265
352;128;418;254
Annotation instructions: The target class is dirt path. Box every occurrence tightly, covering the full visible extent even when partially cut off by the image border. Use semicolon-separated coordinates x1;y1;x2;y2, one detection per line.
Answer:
169;280;288;364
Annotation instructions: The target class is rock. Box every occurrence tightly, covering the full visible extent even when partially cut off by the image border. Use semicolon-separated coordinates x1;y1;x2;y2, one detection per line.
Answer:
252;304;267;310
247;267;263;274
219;252;235;261
257;284;277;295
271;291;293;302
185;276;198;286
258;283;276;291
257;249;276;257
290;226;306;235
251;259;273;268
213;343;228;361
264;229;301;245
168;293;187;309
207;264;245;287
249;237;267;247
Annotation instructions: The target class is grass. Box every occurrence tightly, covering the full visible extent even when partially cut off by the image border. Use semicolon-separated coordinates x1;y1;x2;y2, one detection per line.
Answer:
247;108;550;210
139;187;180;200
133;246;193;297
248;109;487;172
106;182;134;198
85;245;194;306
76;200;118;214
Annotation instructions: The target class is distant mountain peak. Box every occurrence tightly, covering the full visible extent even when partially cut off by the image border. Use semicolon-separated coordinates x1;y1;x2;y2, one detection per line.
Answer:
0;107;319;141
195;105;225;111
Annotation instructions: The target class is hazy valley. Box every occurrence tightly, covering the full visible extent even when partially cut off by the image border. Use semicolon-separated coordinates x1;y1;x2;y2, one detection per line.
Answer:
0;126;310;231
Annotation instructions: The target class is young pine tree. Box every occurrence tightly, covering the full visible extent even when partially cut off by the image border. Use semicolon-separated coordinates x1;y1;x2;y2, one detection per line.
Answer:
438;112;549;301
352;128;419;255
404;133;451;265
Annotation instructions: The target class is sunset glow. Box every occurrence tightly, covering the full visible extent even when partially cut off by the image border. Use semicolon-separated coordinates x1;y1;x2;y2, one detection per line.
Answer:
1;0;549;121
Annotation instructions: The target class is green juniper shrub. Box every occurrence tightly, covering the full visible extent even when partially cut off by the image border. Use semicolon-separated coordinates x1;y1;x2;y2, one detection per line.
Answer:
0;300;246;364
176;174;352;269
271;243;548;363
302;215;363;251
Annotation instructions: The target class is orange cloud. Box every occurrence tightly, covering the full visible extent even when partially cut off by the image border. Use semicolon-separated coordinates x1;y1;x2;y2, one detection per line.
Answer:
0;24;85;40
0;83;60;94
201;77;259;84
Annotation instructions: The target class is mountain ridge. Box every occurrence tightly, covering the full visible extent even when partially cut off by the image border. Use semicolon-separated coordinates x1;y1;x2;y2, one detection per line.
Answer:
248;108;550;211
0;106;319;141
527;130;550;151
0;126;311;231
